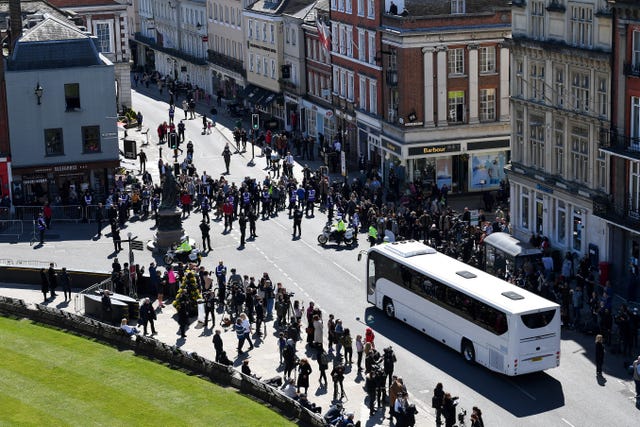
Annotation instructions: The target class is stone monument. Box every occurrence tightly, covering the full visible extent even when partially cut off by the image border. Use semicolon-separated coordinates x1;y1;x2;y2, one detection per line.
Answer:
151;167;183;251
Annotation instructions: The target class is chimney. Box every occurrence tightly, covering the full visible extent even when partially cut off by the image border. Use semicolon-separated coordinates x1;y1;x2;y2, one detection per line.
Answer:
9;0;23;52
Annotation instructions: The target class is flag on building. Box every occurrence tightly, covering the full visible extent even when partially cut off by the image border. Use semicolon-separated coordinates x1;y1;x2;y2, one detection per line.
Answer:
317;19;331;54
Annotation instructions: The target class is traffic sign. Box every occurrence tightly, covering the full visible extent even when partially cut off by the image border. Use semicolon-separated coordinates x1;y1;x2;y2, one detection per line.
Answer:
130;240;144;251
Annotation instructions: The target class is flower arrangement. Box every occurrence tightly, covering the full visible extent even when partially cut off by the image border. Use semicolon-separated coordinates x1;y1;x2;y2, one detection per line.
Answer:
173;271;201;316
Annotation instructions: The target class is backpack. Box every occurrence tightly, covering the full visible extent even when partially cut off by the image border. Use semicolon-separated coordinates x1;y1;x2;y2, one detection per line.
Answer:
319;352;329;366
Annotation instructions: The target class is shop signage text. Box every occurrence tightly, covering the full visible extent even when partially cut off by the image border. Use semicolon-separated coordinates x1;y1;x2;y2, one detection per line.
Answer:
408;144;461;156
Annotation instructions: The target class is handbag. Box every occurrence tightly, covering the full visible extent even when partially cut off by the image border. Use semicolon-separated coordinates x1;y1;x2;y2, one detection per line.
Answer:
431;395;440;409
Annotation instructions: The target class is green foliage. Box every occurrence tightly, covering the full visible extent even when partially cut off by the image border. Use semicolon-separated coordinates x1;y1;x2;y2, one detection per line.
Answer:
173;270;202;314
0;316;295;426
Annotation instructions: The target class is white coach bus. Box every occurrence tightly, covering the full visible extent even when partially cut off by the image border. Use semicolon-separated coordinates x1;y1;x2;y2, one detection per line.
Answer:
360;240;561;375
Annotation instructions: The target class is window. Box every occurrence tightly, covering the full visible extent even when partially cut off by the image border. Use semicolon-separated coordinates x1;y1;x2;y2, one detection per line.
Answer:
64;83;80;110
514;109;524;163
554;119;565;176
263;58;268;76
249;53;254;72
331;22;339;52
358;30;366;61
359;77;366;109
338;0;344;12
256;55;262;74
368;32;376;64
479;46;495;73
634;31;640;68
529;115;545;170
44;128;64;156
339;25;346;54
570;123;589;184
291;28;296;46
557;201;566;244
451;0;465;14
448;48;464;75
263;23;267;41
531;1;544;39
535;196;544;235
448;91;465;123
521;188;529;230
285;27;289;44
367;0;375;18
346;27;353;57
94;22;112;53
530;62;545;102
369;80;377;114
331;0;337;10
82;126;101;153
271;60;276;79
357;0;364;16
515;60;524;97
632;97;640;148
554;66;565;107
596;150;606;191
572;209;583;251
340;70;347;97
348;73;354;101
333;67;339;93
346;0;352;13
270;24;275;44
597;76;608;117
571;70;590;112
480;88;496;121
570;4;593;47
521;310;556;329
631;162;640;217
213;3;218;21
248;19;253;39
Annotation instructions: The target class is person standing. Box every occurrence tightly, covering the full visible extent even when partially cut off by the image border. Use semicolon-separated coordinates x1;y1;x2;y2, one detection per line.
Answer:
595;334;605;376
234;317;246;353
177;293;190;338
47;263;58;298
39;268;49;302
112;226;122;252
248;207;257;238
43;202;52;229
138;149;147;174
101;290;112;324
292;206;303;238
238;212;247;247
139;298;157;335
330;362;345;401
317;349;329;388
432;382;445;425
356;334;364;372
240;313;254;350
632;355;640;399
296;358;313;395
59;267;72;302
212;329;224;362
95;203;104;237
365;371;377;416
222;144;232;174
36;213;46;244
199;219;212;252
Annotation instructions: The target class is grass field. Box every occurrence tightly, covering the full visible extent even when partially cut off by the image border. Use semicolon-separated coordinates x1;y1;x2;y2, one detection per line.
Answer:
0;316;297;427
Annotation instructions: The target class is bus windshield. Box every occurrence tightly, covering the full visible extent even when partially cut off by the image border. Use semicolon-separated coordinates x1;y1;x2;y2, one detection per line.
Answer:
520;309;556;329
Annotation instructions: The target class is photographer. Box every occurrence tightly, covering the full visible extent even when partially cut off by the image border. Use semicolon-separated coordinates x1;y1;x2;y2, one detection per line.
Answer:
442;392;459;427
383;346;397;389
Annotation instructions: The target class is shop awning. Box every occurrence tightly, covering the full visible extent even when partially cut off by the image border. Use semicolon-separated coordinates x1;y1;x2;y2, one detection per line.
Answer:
242;84;281;108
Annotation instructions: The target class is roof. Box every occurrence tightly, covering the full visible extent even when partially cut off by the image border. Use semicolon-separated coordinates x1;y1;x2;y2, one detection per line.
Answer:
483;232;542;258
398;0;510;17
248;0;316;16
7;15;103;71
0;0;71;31
369;240;558;314
47;0;120;7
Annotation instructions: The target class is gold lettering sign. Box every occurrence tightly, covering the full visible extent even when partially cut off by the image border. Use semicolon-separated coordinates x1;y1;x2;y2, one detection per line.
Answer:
423;147;447;154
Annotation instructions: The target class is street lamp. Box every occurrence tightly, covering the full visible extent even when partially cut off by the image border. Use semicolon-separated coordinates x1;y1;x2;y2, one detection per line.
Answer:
34;82;43;105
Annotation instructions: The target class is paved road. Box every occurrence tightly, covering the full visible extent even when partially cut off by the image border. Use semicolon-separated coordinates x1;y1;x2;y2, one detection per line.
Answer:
1;86;638;427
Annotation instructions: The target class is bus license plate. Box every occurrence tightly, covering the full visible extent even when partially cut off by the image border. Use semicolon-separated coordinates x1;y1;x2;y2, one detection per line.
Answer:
531;357;543;362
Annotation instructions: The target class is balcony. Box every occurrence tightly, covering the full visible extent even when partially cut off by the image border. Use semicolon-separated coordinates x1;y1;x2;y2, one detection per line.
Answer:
593;194;640;231
598;127;640;161
134;32;207;66
207;50;245;77
624;62;640;78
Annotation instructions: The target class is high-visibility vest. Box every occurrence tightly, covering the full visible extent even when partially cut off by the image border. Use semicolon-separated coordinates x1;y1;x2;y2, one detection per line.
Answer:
368;225;378;238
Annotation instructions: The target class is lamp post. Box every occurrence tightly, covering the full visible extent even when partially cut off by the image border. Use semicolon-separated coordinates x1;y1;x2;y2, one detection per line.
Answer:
34;82;43;105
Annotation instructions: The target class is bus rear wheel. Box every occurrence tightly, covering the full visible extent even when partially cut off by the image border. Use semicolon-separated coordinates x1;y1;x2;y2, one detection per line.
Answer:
383;298;395;318
461;339;475;363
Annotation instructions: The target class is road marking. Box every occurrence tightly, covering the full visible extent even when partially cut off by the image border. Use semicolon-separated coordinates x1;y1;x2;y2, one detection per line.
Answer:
332;261;361;282
507;380;536;400
561;418;576;427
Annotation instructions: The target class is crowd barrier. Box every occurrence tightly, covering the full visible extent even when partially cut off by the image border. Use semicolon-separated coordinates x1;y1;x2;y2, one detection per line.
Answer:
0;295;324;427
0;220;24;240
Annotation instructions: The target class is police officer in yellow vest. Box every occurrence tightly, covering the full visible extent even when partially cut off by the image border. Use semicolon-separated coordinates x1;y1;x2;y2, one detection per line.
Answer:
335;216;346;244
368;225;378;247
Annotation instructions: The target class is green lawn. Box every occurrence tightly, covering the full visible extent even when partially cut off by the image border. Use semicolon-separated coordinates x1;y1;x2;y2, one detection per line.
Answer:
0;316;297;426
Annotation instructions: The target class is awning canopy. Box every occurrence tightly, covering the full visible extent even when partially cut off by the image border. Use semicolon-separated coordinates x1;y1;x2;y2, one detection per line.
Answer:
242;84;281;107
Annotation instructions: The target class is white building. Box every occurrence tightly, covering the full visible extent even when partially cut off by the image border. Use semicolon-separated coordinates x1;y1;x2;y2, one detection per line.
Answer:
507;0;612;259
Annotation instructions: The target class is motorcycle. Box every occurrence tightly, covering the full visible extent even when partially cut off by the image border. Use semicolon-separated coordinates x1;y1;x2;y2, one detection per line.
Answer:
317;225;355;246
163;237;202;266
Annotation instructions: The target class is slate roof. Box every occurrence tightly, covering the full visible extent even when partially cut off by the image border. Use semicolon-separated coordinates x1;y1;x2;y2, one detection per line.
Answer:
7;15;103;71
248;0;316;16
0;0;70;31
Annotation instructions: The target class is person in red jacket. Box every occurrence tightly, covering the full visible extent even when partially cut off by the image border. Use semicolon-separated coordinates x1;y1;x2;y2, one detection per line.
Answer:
365;327;375;349
42;202;52;229
180;192;192;218
222;198;234;232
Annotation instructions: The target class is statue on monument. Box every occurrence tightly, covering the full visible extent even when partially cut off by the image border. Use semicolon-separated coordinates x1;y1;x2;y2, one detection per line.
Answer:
160;166;180;210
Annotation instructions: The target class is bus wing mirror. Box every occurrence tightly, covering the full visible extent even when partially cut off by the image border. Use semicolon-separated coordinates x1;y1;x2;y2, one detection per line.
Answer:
357;253;362;262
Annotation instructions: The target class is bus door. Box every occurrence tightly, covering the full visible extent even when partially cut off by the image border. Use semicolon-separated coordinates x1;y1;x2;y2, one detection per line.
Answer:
367;255;376;304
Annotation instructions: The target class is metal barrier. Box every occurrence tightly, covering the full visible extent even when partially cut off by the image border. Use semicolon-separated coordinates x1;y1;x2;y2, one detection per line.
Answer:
0;207;9;220
0;259;56;268
86;204;108;222
13;205;84;222
74;277;113;314
0;220;23;240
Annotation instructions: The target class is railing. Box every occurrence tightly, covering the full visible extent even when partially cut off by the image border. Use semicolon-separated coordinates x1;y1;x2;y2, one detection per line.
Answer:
74;277;113;314
0;220;24;241
598;127;640;153
0;259;56;267
593;193;640;230
207;50;245;76
10;204;108;223
134;32;207;66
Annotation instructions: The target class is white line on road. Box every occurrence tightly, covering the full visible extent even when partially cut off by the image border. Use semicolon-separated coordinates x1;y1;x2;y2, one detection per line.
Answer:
507;380;537;400
561;418;576;427
332;261;361;282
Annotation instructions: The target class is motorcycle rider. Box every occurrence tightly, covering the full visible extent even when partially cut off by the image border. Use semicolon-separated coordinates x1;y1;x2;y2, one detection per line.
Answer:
334;216;347;244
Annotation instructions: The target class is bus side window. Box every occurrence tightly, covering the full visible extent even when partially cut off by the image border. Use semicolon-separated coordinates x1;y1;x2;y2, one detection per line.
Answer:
368;257;376;294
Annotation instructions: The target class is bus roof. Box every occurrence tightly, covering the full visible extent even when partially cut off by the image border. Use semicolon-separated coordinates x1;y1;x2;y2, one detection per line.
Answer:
483;232;542;258
369;240;558;314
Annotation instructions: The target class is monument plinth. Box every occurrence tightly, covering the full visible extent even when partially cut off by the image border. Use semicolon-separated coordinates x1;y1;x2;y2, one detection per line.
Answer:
148;167;183;252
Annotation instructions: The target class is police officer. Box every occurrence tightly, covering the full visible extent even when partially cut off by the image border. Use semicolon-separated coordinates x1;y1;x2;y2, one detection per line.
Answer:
200;195;211;224
238;212;247;247
306;186;316;217
293;206;303;238
368;224;378;247
199;219;211;252
222;144;232;174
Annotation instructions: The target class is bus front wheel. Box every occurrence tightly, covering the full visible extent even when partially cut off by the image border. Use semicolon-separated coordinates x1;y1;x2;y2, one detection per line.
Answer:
461;339;475;363
383;298;395;318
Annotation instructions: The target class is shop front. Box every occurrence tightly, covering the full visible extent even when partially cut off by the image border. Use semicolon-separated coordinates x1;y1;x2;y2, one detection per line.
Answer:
11;160;120;206
300;100;337;147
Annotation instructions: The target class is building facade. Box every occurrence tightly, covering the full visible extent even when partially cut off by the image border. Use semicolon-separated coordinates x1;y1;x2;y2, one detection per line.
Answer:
5;16;119;205
597;0;640;299
48;0;133;110
376;0;511;192
507;0;612;260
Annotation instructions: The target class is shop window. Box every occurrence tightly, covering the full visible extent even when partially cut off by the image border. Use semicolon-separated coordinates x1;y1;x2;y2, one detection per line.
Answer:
44;128;64;156
82;126;101;153
557;201;566;244
521;188;529;230
64;83;81;111
572;209;583;252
